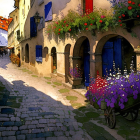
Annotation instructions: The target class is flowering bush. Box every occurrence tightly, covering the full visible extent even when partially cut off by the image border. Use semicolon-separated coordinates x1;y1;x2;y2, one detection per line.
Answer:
46;7;114;39
85;71;140;110
69;66;82;79
46;2;140;38
113;0;140;27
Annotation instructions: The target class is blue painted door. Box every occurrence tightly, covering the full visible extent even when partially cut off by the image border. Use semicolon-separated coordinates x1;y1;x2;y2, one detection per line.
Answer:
102;38;122;77
102;41;113;77
84;40;90;86
114;38;122;71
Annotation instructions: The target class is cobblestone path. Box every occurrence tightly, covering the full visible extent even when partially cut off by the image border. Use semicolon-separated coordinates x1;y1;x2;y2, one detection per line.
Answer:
0;55;92;140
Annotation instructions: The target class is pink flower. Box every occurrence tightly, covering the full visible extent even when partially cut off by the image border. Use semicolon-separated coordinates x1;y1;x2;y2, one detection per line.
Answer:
101;15;105;18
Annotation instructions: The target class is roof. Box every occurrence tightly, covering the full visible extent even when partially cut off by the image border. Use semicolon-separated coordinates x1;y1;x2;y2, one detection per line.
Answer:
0;17;13;31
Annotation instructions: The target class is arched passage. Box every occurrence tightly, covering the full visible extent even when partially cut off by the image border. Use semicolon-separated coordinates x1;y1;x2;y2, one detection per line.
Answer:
51;47;57;73
43;47;49;62
25;44;29;63
73;37;90;86
95;35;136;77
64;44;71;82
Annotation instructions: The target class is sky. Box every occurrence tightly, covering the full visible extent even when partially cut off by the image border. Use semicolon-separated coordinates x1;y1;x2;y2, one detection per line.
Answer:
0;0;15;18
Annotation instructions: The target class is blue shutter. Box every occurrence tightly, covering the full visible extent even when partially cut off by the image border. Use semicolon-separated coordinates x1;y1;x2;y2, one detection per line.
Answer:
102;42;114;77
44;2;52;22
36;45;42;62
114;38;122;71
30;17;37;37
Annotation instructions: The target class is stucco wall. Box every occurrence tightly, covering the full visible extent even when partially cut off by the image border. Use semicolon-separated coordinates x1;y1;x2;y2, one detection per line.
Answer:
19;0;140;79
93;0;111;10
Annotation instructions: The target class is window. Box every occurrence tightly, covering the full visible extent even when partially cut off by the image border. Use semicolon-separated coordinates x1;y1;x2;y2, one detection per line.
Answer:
17;30;20;40
36;45;42;62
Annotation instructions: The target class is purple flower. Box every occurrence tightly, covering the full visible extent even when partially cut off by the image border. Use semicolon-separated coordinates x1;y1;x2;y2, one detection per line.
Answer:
133;90;138;96
110;102;114;108
133;95;137;100
111;97;116;103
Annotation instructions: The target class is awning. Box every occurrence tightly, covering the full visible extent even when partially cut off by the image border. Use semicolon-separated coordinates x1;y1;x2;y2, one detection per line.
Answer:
6;47;14;49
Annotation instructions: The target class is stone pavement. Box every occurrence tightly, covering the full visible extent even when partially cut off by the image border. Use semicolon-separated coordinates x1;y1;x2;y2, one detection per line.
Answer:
0;55;93;140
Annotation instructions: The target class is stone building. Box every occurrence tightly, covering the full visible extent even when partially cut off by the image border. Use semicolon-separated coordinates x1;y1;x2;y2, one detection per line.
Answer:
14;0;140;87
8;8;20;55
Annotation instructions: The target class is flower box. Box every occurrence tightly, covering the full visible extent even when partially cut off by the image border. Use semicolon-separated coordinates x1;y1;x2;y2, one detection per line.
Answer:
67;75;82;86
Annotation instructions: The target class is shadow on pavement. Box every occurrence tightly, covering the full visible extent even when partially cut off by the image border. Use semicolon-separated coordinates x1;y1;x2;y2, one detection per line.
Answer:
0;75;91;140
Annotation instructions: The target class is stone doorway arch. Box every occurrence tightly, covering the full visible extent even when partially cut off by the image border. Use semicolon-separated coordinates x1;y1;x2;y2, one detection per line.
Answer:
64;44;71;83
25;44;29;63
73;36;90;86
95;34;136;77
51;47;57;73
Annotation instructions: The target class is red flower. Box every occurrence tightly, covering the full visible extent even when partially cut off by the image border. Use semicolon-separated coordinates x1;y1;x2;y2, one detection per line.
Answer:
120;24;122;26
118;19;121;22
69;29;71;31
62;25;64;27
58;29;61;31
58;33;60;34
90;23;93;25
56;22;58;24
128;1;131;4
66;24;68;27
132;2;135;5
64;21;66;23
128;6;132;10
119;16;121;18
54;26;56;28
137;15;139;17
99;20;102;23
86;28;88;30
92;18;94;20
122;14;125;17
138;4;140;6
84;23;87;26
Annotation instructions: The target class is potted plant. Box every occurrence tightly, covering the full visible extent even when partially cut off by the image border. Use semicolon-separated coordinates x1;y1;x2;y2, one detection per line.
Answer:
67;65;83;86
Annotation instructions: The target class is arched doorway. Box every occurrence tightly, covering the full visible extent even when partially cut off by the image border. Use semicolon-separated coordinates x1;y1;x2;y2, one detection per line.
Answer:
43;47;49;62
102;36;136;76
64;44;71;83
22;47;24;61
25;44;29;63
73;37;90;86
51;47;57;73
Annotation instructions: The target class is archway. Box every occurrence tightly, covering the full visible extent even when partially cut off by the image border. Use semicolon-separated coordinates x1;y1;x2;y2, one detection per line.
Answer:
98;35;136;77
22;47;24;61
43;47;49;62
51;47;57;73
64;44;71;82
73;37;90;86
25;44;29;63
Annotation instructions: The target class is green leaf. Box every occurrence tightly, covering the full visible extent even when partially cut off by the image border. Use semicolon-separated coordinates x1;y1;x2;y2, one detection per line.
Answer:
128;11;133;16
105;21;109;27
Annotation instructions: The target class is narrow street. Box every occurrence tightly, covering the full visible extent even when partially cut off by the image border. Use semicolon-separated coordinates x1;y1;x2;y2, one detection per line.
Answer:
0;55;92;140
0;55;140;140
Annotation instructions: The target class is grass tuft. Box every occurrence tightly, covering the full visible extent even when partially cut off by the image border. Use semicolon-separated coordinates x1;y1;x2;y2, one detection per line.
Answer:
32;75;38;77
59;88;69;93
66;96;77;101
44;77;51;80
53;82;62;86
